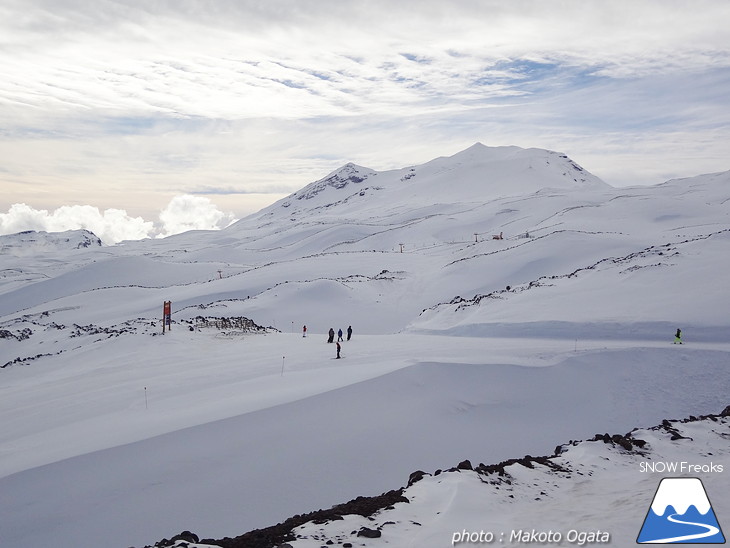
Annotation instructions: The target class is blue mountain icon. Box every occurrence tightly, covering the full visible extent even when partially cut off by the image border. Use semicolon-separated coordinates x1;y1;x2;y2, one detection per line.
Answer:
637;478;725;544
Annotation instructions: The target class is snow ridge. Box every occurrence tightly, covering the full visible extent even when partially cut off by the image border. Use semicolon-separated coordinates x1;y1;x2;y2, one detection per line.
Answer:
285;163;377;204
151;407;730;548
0;229;102;254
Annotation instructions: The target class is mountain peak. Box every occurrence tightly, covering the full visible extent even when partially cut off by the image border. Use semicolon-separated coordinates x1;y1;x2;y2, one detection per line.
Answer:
420;143;608;193
446;142;519;160
261;143;609;220
284;162;377;204
0;229;102;255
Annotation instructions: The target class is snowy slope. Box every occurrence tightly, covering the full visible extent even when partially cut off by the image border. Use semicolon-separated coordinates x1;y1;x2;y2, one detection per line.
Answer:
0;229;102;254
270;144;606;215
139;411;730;548
280;410;730;548
0;144;729;548
0;229;105;298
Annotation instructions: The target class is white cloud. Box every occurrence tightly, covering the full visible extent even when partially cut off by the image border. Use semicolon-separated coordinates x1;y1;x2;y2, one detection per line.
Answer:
0;1;728;218
157;195;237;238
0;195;236;244
3;1;728;124
0;203;154;244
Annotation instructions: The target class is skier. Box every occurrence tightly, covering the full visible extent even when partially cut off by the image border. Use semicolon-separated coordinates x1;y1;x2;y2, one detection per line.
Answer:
337;328;343;342
328;327;335;343
674;328;682;344
336;341;342;359
347;325;352;341
302;325;307;338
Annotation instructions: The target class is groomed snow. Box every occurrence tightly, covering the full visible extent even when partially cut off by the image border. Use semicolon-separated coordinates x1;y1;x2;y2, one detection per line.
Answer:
0;145;728;548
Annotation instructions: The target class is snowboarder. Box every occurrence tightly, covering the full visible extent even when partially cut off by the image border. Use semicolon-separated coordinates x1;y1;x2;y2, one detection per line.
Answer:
347;325;352;341
302;325;307;338
674;328;682;344
337;328;343;342
336;341;341;359
328;327;335;343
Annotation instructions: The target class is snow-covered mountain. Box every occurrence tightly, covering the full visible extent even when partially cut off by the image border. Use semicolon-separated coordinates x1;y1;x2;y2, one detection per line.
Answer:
270;143;606;216
0;228;101;254
0;144;729;548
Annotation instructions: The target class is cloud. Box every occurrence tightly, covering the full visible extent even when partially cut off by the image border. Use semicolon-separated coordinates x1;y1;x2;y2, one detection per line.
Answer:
0;203;154;244
157;195;237;238
0;195;236;244
0;0;728;219
4;1;727;125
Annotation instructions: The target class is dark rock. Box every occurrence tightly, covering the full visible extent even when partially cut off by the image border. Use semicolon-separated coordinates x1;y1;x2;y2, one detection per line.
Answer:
194;489;407;548
175;531;199;544
357;527;382;538
408;470;427;486
457;459;473;471
589;431;646;451
475;454;569;478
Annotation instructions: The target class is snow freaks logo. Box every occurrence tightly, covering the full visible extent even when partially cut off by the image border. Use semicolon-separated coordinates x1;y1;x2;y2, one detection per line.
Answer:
637;478;726;544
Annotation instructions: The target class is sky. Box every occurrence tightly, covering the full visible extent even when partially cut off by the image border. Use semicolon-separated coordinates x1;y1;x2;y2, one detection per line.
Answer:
1;0;729;243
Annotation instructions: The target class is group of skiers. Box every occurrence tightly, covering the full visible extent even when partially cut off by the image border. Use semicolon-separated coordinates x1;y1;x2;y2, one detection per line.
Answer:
301;325;353;359
328;326;352;359
327;326;352;343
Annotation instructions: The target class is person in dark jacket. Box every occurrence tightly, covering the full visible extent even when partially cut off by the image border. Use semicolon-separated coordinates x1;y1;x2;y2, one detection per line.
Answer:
328;327;335;343
336;341;341;359
337;328;343;342
347;325;352;341
674;328;682;344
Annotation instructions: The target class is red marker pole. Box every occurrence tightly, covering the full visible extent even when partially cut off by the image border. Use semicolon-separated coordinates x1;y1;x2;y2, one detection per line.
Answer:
162;301;172;334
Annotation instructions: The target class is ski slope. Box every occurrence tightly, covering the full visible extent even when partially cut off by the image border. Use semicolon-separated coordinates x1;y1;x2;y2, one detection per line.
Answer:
0;144;728;547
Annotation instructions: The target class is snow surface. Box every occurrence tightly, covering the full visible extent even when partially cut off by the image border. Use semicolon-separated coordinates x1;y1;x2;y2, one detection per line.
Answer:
282;414;729;548
0;144;729;548
0;229;102;255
